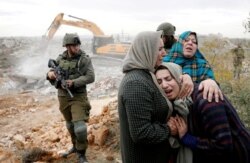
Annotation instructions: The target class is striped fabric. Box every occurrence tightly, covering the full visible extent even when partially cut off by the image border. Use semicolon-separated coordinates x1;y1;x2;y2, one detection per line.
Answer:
163;31;215;83
181;84;250;163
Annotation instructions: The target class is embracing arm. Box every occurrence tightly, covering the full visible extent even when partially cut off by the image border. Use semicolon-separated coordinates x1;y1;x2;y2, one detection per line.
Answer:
178;74;194;98
179;75;223;102
176;101;233;154
199;79;223;102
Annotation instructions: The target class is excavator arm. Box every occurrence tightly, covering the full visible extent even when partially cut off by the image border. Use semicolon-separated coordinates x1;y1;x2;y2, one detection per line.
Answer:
44;13;104;40
43;13;130;57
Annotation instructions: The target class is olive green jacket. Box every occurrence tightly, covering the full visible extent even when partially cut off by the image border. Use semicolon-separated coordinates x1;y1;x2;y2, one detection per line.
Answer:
49;49;95;96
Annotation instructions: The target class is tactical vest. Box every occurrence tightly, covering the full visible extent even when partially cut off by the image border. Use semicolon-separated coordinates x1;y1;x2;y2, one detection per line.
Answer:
57;51;89;95
58;55;81;79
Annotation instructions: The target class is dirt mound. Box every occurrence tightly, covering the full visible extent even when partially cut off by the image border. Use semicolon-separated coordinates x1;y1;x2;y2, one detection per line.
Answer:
0;36;123;162
0;91;120;163
0;148;19;163
22;147;55;162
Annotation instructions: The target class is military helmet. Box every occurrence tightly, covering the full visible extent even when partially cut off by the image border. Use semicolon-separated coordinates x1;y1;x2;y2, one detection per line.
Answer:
62;33;81;47
157;22;176;36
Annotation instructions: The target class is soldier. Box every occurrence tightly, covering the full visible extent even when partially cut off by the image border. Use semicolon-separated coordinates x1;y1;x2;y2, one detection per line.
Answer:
156;22;177;53
46;33;95;163
232;44;245;79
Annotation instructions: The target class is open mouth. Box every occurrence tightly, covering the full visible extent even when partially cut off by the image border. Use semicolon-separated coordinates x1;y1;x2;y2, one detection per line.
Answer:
185;47;193;51
165;90;172;96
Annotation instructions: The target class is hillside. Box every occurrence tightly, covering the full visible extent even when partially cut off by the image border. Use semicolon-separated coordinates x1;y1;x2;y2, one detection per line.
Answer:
0;36;249;162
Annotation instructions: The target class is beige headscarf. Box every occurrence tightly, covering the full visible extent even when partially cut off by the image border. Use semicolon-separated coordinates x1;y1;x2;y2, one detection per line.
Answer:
159;62;192;116
158;62;193;163
122;31;173;114
123;31;161;73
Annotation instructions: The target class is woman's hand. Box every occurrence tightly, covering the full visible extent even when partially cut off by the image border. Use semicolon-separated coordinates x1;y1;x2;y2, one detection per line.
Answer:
178;74;194;98
199;79;223;102
167;117;178;136
175;115;188;139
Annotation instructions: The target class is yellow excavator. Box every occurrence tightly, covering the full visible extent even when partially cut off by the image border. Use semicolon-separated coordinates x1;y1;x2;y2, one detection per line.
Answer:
43;13;130;58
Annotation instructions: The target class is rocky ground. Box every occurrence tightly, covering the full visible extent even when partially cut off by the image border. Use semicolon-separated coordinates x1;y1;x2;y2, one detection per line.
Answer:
1;36;249;163
0;37;123;163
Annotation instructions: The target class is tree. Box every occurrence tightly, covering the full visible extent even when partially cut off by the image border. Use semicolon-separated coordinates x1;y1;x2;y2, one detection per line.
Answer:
199;34;232;82
243;12;250;33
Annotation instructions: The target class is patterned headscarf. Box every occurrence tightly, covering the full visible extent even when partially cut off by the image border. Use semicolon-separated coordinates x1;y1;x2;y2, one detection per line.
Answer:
163;31;215;83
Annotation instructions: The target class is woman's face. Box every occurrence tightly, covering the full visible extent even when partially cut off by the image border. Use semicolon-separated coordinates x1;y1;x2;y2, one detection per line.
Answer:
155;68;180;100
182;34;197;58
155;39;166;67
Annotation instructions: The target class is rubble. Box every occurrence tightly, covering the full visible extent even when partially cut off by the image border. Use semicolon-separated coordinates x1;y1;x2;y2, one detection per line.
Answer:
0;36;122;162
0;93;120;162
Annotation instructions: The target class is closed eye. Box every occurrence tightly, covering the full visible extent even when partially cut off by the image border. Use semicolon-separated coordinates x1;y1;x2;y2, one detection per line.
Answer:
159;46;164;51
157;79;162;84
165;76;173;81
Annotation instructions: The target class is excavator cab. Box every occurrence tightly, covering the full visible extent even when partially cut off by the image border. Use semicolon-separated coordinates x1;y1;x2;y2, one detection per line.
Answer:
92;36;114;54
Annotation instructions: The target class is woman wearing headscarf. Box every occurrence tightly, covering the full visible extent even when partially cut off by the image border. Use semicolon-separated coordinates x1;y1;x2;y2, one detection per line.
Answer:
118;31;176;163
155;62;250;163
163;31;215;83
118;31;223;163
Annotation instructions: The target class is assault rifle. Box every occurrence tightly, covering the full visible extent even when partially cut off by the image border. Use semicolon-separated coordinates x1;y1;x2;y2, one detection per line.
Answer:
48;59;74;98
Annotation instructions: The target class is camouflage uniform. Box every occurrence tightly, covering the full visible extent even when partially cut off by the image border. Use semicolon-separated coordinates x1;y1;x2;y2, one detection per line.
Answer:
47;33;95;163
232;45;245;79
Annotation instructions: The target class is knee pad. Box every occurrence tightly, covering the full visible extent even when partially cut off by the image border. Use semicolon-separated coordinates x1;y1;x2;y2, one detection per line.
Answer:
66;121;74;130
73;121;87;142
66;121;75;136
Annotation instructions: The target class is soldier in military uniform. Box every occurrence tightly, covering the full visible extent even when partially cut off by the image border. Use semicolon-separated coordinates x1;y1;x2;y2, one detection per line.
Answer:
47;33;95;163
156;22;176;54
232;44;245;79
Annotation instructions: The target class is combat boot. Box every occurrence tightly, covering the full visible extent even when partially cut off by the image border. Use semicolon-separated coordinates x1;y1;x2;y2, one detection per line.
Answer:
77;150;88;163
61;146;77;158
